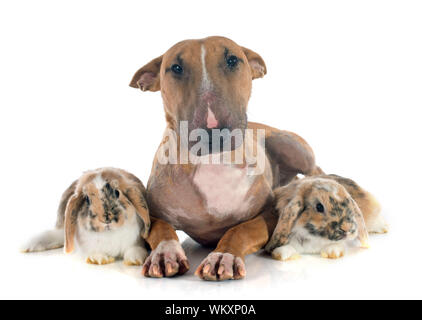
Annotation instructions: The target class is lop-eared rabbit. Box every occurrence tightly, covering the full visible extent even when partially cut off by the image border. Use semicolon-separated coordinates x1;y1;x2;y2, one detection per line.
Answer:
266;174;388;261
22;168;151;265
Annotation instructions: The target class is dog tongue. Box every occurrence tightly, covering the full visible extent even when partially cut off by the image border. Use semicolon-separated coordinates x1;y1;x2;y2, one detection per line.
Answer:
207;108;219;129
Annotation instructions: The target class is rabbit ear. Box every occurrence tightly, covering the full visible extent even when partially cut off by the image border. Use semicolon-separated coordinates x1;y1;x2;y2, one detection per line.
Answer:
125;187;151;239
351;199;370;248
265;184;305;252
64;191;84;254
56;180;78;229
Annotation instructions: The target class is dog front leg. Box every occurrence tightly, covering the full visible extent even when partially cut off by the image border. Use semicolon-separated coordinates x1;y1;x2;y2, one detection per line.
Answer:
195;209;277;281
142;218;190;278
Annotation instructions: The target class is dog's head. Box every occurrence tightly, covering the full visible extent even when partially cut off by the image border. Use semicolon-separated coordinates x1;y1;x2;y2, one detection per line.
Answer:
130;36;266;154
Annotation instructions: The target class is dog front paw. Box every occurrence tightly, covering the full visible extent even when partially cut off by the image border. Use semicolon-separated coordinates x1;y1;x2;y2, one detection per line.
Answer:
86;253;115;265
272;245;301;261
124;246;148;266
142;240;189;278
195;252;246;281
321;243;345;259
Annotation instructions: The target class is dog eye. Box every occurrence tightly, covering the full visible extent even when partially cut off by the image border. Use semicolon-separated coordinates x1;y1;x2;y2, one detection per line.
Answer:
316;203;325;213
226;55;239;69
171;64;183;75
85;196;91;205
114;190;120;198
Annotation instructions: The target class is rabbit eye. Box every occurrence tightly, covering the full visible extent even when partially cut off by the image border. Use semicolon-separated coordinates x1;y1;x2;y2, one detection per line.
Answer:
114;190;120;198
85;196;91;205
316;203;325;213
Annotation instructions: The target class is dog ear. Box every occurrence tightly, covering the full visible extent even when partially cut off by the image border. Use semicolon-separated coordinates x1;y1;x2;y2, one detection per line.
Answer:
265;182;304;252
64;191;84;254
129;55;163;92
242;47;267;79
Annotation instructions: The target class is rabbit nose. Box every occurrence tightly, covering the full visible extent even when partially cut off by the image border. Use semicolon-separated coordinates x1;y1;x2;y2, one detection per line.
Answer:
104;214;112;224
331;229;346;241
333;229;346;240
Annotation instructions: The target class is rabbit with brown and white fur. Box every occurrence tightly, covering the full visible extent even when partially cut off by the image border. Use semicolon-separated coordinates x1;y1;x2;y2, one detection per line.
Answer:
22;168;151;265
265;174;388;261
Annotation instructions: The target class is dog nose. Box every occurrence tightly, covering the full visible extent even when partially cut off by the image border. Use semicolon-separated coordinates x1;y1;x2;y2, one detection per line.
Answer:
207;108;219;129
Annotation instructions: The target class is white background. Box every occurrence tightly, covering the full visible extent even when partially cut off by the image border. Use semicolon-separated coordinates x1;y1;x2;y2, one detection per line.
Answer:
1;0;421;300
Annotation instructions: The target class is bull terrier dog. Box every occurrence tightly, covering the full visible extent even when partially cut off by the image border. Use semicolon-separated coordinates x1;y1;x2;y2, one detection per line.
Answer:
130;36;321;281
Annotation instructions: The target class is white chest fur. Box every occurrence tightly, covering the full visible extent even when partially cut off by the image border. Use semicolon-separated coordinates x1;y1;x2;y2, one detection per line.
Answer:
76;215;141;257
193;163;255;219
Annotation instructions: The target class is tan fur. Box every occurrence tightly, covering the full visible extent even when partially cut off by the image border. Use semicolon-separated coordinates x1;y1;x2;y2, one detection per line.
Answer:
266;174;387;254
145;218;179;250
131;36;320;280
324;174;385;233
213;208;278;259
56;180;77;228
64;193;84;253
130;37;262;131
62;168;150;253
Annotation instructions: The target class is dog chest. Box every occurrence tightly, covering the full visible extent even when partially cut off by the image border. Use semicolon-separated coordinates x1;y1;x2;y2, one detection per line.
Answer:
193;164;255;219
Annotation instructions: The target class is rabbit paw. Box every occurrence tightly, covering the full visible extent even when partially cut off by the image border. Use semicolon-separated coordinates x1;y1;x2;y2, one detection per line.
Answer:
142;240;189;278
368;215;389;234
86;254;115;265
123;246;148;266
321;243;345;259
272;245;301;261
195;252;246;281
